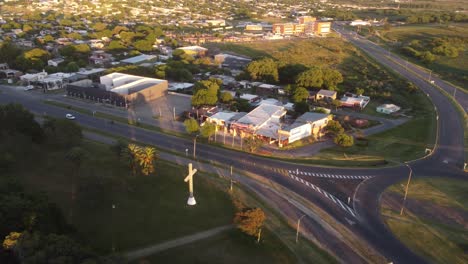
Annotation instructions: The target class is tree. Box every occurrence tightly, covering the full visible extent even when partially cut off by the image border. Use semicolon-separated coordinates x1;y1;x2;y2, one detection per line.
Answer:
331;99;342;110
184;118;199;134
292;87;309;103
334;133;354;147
0;104;44;143
126;144;142;176
420;51;435;64
278;64;308;84
139;147;158;176
191;79;221;106
108;40;126;51
200;122;216;141
244;136;263;153
133;39;153;52
325;120;344;135
294;101;310;115
245;58;279;83
234;208;266;242
355;88;365;96
220;91;233;103
65;62;79;72
295;67;323;89
321;68;343;90
112;25;129;35
43;118;82;148
92;22;108;31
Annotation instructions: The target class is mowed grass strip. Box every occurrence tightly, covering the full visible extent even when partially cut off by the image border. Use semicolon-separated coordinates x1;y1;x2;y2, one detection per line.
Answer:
315;90;436;164
382;178;468;264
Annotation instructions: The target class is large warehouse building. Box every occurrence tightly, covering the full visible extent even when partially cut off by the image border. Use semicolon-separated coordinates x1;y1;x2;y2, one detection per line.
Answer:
66;73;168;107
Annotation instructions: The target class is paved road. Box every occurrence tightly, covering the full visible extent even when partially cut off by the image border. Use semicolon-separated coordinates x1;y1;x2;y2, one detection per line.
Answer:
334;24;467;263
1;26;466;263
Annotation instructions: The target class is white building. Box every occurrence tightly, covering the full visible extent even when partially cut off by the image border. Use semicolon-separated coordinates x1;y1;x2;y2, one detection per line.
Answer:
340;93;370;109
279;112;330;145
376;104;400;114
48;58;65;67
120;54;157;65
350;20;371;26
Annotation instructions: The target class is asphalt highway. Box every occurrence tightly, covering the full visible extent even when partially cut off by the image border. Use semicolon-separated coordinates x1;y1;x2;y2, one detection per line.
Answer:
1;27;466;263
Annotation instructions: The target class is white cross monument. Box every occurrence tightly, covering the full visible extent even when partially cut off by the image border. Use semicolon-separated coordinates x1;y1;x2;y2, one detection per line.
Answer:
184;163;198;206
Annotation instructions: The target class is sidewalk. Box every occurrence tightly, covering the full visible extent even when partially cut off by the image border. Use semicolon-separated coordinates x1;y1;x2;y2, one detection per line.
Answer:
124;225;233;261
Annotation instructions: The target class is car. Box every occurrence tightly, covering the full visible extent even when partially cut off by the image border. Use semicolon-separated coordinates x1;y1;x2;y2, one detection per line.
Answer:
24;85;34;91
65;114;76;120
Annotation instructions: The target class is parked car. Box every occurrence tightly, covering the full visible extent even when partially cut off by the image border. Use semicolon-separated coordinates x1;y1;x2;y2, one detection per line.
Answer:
65;114;76;120
24;85;34;91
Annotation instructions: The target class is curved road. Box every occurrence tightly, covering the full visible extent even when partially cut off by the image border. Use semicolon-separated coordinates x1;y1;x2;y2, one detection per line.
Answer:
1;27;466;263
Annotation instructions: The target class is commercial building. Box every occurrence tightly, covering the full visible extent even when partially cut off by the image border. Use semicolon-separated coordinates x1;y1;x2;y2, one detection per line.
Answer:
66;73;168;107
279;112;331;145
214;53;252;70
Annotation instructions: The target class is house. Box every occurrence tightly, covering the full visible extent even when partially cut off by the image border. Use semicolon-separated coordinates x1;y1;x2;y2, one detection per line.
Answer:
316;89;337;101
239;93;261;104
214;53;251;70
206;111;238;127
168;82;194;91
340;93;370;109
254;83;282;96
376;104;400;114
0;69;22;79
279;112;331;146
48;58;65;67
120;54;157;65
20;71;48;84
89;50;114;65
176;46;208;57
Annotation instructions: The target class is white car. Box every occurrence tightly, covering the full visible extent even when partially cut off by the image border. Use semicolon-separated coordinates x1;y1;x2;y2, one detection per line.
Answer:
24;85;34;91
65;114;76;120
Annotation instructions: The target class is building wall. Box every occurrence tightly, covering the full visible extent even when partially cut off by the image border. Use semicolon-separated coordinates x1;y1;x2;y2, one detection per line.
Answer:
126;82;168;104
314;22;331;35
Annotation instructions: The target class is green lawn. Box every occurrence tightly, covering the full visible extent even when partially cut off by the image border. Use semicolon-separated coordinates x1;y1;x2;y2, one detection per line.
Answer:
380;23;468;89
381;178;468;264
312;90;436;165
139;229;297;264
17;140;235;253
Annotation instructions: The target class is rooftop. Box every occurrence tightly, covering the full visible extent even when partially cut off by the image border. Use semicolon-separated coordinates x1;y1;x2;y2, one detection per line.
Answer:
100;73;167;95
120;54;157;64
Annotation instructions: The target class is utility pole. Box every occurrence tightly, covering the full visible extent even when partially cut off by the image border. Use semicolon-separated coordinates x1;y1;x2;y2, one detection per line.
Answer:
296;214;306;243
159;106;162;118
453;87;457;99
230;165;233;192
400;164;413;215
173;107;176;121
193;135;199;159
428;70;432;82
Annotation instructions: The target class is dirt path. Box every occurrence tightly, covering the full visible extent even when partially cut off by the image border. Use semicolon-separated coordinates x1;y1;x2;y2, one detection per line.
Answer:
124;225;233;261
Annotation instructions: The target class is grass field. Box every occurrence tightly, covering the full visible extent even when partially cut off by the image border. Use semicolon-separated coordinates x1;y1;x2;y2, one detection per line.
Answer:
379;23;468;89
312;89;436;165
381;178;468;264
10;137;317;262
140;229;297;264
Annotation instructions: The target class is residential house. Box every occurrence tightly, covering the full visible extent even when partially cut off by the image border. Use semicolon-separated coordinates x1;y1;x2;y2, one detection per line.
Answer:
315;89;337;101
48;58;65;67
340;93;370;109
120;54;157;65
376;104;400;114
89;50;114;65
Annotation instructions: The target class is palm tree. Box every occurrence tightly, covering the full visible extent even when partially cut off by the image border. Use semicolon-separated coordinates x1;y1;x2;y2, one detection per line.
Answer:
127;144;142;176
139;147;158;176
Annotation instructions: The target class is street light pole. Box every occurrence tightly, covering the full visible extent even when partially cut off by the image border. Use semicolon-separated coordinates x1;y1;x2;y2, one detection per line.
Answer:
230;165;233;192
193;135;199;159
400;164;413;215
296;214;306;243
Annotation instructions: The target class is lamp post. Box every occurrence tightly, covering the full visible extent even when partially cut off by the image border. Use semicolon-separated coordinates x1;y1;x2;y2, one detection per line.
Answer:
193;135;199;159
400;163;413;215
296;214;306;243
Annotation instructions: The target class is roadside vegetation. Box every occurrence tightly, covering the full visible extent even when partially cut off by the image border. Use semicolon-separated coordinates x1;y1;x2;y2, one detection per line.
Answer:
369;23;468;89
381;178;468;264
1;103;335;263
